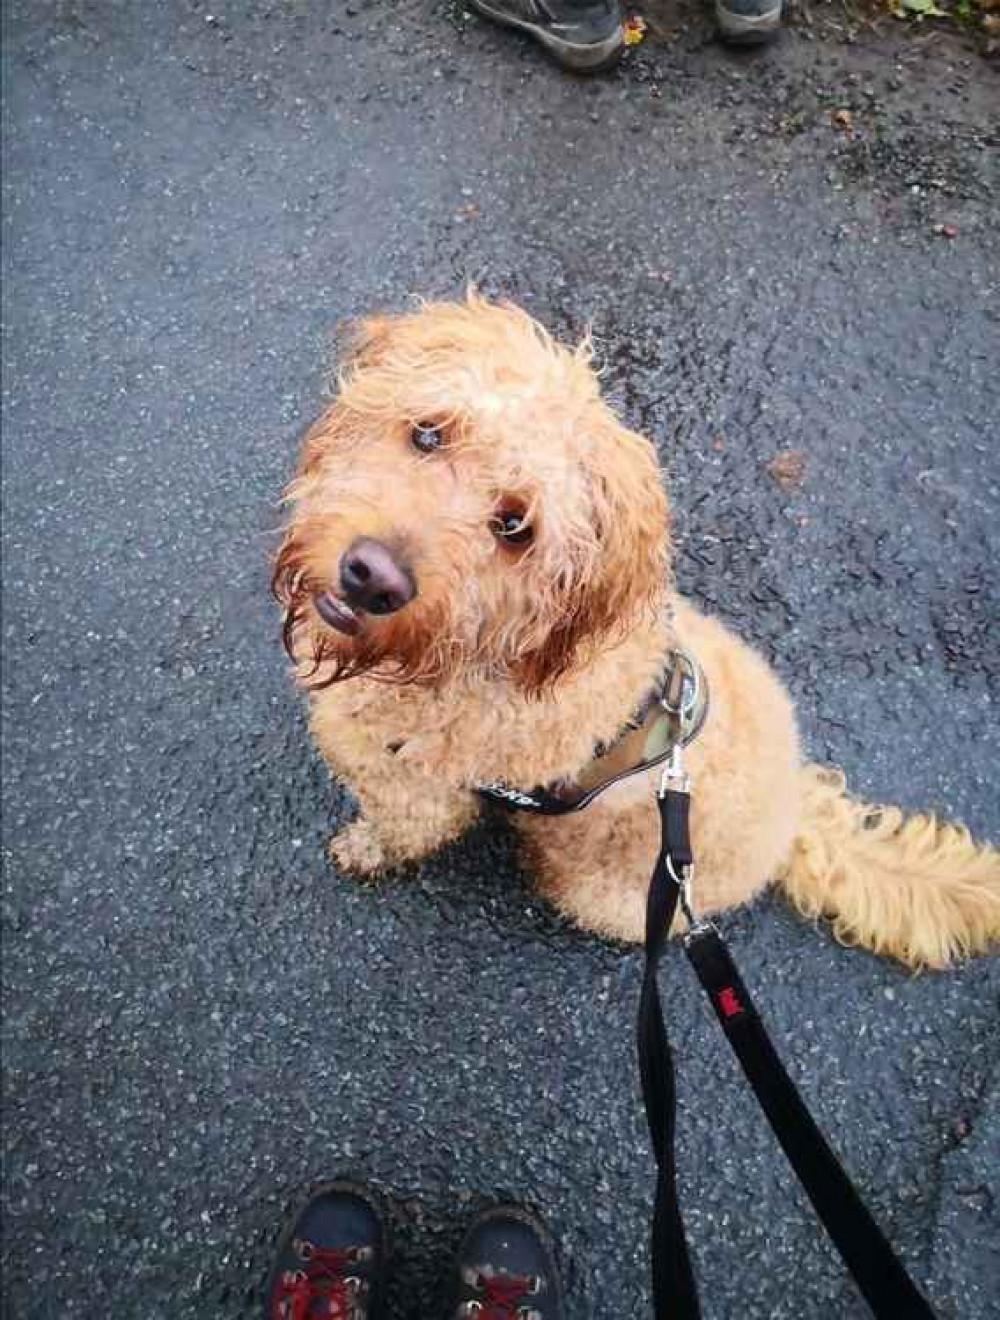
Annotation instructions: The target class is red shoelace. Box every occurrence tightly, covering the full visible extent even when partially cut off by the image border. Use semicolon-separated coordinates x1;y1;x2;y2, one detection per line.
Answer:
273;1243;363;1319
470;1271;539;1319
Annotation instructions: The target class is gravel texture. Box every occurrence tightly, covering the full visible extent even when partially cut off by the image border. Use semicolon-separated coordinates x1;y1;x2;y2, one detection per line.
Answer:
2;3;998;1317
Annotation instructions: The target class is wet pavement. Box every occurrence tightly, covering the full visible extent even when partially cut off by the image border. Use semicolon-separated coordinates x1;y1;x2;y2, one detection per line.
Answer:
2;2;998;1316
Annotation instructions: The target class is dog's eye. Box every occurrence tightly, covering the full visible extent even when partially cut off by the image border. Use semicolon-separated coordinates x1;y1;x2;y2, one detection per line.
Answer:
411;422;444;454
491;506;534;547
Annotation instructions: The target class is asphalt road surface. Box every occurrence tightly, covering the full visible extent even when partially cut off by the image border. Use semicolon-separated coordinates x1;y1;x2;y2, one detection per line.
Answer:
2;3;998;1317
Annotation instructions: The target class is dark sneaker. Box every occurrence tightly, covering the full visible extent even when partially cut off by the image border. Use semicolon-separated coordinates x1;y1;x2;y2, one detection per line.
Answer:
450;1205;565;1319
715;0;782;43
265;1181;390;1319
469;0;624;73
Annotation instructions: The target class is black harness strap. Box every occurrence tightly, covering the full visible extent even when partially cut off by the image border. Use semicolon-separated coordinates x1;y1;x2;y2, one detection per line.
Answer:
644;785;938;1320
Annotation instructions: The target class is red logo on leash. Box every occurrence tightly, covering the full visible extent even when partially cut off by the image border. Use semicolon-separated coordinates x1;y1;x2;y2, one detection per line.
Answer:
717;987;744;1019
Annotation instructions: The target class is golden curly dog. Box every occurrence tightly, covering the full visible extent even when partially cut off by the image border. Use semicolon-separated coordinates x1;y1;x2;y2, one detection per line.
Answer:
274;295;1000;969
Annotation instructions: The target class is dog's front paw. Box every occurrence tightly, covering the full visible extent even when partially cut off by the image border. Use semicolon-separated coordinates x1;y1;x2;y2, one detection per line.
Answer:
330;821;387;878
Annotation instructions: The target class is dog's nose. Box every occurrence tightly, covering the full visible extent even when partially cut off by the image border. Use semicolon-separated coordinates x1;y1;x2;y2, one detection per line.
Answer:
339;538;416;616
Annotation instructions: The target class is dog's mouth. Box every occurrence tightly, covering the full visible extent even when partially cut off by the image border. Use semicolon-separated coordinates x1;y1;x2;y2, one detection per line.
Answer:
314;591;362;637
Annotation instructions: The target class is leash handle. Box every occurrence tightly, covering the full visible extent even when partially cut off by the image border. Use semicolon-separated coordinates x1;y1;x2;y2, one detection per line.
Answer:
682;925;936;1319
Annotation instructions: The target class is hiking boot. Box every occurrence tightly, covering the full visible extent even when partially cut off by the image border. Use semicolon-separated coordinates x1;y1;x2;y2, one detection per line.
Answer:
449;1205;565;1319
265;1181;390;1319
715;0;783;44
469;0;624;73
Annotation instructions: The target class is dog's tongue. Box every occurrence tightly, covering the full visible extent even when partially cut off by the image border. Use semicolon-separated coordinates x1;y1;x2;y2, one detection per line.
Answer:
315;592;361;636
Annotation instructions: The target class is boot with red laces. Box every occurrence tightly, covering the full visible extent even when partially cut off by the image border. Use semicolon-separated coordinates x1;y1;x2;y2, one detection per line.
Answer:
265;1182;390;1320
449;1206;565;1320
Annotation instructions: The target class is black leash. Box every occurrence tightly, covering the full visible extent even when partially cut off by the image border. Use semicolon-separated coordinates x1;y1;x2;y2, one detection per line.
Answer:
639;787;701;1319
644;773;938;1319
473;643;936;1316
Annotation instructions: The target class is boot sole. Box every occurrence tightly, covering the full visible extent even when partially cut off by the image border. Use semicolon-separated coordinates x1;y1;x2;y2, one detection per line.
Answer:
470;1;625;72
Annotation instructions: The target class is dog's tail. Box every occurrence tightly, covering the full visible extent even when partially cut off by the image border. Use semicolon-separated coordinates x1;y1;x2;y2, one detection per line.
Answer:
775;764;1000;970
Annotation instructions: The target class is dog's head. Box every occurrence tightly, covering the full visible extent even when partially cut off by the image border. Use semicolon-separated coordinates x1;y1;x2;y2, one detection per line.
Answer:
273;296;670;696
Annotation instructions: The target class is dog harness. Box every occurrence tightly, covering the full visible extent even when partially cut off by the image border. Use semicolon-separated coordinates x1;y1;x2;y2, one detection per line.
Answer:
475;647;708;815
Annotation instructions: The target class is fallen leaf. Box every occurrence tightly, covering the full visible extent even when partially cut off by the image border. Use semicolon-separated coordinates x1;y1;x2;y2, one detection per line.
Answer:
832;108;854;135
901;0;945;14
623;14;647;45
767;450;808;491
779;110;810;136
932;222;959;238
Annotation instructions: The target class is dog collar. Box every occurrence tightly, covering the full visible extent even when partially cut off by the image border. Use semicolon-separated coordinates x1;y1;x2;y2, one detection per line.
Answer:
476;647;709;816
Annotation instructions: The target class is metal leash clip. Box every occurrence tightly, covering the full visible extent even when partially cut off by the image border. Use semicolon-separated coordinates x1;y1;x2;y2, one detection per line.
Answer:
656;647;701;798
656;648;704;924
666;849;697;927
659;647;701;730
659;741;690;796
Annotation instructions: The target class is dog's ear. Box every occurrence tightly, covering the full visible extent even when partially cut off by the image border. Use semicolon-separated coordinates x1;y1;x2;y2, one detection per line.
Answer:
514;420;670;696
588;420;671;623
